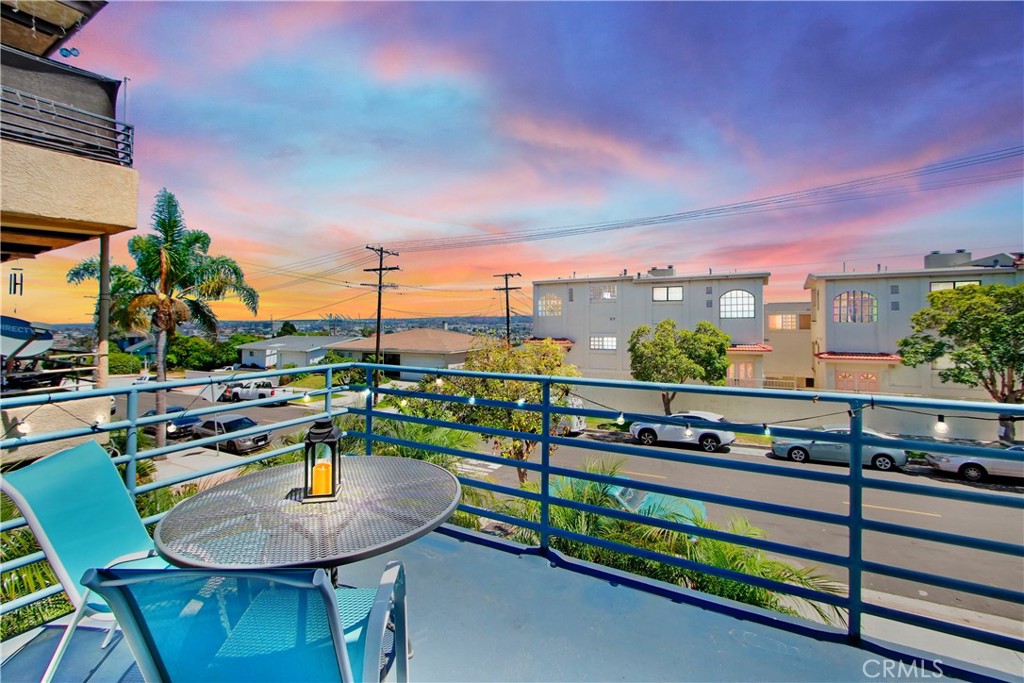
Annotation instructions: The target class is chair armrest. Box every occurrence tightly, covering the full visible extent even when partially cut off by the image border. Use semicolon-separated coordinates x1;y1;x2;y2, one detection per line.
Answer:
104;548;159;568
361;560;406;683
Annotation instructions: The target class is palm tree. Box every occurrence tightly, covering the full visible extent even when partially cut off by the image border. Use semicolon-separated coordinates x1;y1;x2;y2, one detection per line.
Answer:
68;189;259;445
498;461;846;625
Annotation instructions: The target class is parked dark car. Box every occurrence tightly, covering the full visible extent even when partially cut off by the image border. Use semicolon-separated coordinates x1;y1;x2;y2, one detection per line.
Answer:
141;406;201;438
191;414;272;453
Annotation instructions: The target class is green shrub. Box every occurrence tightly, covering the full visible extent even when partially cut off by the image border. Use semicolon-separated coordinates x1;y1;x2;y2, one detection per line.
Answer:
108;350;143;375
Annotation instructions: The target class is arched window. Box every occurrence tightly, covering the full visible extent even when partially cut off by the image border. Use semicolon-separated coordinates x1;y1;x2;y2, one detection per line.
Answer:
832;291;877;323
537;293;563;317
720;289;755;318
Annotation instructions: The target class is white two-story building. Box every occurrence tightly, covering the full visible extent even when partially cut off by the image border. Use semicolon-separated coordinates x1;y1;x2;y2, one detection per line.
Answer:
805;250;1023;398
531;266;771;381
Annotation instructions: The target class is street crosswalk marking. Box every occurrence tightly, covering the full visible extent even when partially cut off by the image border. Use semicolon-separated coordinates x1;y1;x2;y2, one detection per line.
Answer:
456;458;502;477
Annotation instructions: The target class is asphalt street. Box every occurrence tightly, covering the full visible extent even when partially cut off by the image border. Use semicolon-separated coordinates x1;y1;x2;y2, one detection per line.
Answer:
489;432;1024;622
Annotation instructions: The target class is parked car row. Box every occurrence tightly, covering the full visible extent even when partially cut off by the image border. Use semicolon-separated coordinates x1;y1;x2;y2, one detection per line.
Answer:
629;412;1022;483
139;407;274;454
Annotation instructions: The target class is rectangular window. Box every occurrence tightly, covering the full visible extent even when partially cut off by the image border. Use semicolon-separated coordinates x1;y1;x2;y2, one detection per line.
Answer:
890;301;900;311
930;280;981;291
705;286;713;295
768;313;797;330
537;294;563;316
589;335;617;350
652;286;683;302
706;300;713;308
589;284;616;302
568;288;574;303
890;285;900;295
799;314;811;329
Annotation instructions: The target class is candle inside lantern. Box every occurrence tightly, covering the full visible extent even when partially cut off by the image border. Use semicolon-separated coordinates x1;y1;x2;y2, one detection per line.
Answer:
312;461;332;495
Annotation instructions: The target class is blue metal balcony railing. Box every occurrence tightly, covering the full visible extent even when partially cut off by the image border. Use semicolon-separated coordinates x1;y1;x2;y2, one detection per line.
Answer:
0;85;133;166
2;363;1022;660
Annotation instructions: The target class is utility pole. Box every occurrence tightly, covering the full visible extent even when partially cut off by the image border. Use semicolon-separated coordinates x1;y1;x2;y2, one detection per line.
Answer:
363;245;399;402
493;272;521;345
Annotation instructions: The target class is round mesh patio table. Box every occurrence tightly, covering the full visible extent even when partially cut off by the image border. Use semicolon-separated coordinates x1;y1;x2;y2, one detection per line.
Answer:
154;457;461;569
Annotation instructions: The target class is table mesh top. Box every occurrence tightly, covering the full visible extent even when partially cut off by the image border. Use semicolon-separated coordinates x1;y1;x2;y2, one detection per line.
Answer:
155;457;461;569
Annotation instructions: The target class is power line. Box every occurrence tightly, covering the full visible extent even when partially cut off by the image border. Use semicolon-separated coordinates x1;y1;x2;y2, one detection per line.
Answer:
388;146;1022;253
278;289;376;320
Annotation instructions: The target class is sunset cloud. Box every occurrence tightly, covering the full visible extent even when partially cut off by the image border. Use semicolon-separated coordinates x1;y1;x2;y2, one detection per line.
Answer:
6;2;1020;325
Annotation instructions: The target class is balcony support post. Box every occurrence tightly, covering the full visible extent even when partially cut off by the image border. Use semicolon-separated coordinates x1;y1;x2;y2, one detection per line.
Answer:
96;235;110;388
847;400;865;642
540;380;551;551
126;390;138;498
364;366;374;456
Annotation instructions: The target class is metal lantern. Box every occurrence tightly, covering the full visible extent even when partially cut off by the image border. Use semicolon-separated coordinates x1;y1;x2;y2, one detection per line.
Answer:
303;419;342;503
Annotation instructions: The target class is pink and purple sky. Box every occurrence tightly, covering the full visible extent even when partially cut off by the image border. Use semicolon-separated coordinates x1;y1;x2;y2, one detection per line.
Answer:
5;1;1023;324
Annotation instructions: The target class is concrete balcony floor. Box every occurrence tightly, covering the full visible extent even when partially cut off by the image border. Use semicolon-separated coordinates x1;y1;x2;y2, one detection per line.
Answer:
1;529;1015;683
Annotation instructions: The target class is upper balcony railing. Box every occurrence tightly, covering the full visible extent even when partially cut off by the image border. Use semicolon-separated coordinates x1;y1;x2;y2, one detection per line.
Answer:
1;363;1022;667
0;85;133;167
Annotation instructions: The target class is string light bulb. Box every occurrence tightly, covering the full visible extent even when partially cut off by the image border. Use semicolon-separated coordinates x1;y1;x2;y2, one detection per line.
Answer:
400;398;408;408
684;424;693;438
516;398;526;407
435;377;444;388
468;396;476;405
763;424;771;436
14;418;31;435
934;415;950;435
615;413;625;426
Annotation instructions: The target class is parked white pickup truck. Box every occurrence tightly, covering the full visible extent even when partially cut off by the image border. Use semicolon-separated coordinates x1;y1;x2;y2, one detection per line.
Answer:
225;380;296;404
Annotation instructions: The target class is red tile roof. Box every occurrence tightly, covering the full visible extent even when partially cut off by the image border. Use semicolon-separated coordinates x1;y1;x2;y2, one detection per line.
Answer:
729;344;773;353
815;352;902;362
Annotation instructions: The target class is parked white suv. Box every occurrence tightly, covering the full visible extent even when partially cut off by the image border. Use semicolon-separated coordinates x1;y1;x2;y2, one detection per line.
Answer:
630;410;736;452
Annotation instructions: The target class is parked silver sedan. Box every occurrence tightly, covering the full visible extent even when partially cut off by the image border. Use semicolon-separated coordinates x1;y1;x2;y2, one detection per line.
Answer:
925;445;1024;482
770;425;908;471
191;413;272;453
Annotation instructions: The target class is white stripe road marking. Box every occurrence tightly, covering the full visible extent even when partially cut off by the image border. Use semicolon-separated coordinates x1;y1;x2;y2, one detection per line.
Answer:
620;470;668;480
456;459;502;476
843;501;941;518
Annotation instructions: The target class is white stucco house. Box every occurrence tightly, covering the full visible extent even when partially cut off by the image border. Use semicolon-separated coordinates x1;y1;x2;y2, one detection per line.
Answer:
805;250;1023;398
531;265;772;382
762;302;813;389
234;335;358;369
325;328;483;380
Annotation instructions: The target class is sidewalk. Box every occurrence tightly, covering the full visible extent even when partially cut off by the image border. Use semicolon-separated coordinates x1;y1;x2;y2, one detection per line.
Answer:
151;446;247;486
862;588;1023;680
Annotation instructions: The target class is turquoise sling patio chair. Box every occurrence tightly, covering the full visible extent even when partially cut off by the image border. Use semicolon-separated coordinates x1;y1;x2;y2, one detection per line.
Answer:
1;440;169;682
82;562;410;683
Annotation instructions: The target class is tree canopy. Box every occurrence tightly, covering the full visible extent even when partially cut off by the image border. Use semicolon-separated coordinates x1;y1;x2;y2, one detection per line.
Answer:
275;321;299;336
405;337;580;484
68;188;259;444
898;282;1024;440
627;319;731;414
